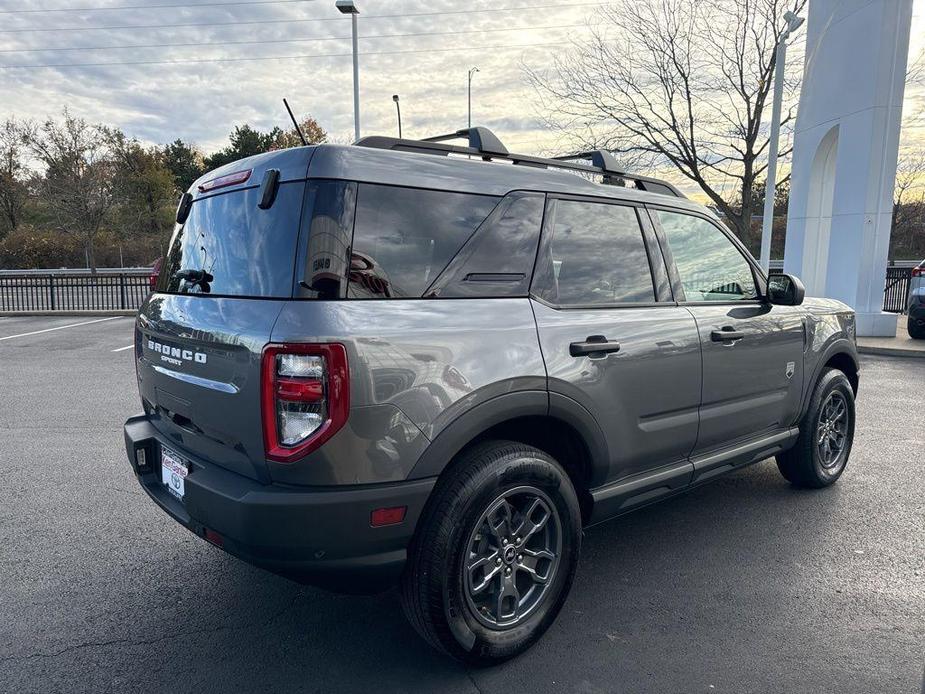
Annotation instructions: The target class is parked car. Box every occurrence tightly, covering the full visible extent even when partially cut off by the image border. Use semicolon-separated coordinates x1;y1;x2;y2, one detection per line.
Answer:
148;257;162;292
123;128;859;664
908;260;925;339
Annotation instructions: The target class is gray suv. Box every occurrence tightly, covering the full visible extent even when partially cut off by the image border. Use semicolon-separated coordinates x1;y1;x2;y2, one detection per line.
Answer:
123;128;859;664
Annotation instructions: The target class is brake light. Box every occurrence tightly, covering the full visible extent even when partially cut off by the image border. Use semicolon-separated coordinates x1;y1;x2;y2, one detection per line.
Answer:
912;266;924;277
261;343;349;463
198;168;252;193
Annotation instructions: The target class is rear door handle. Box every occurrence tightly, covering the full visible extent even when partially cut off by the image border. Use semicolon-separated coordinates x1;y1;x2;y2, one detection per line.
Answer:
569;335;622;357
711;327;745;342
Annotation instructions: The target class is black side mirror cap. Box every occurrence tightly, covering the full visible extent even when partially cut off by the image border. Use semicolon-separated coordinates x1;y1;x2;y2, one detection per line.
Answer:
768;273;805;306
175;192;193;224
258;169;281;210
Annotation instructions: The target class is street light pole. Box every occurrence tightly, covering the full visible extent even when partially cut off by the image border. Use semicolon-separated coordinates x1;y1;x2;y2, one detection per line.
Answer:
759;11;804;273
467;66;479;129
392;94;401;139
336;1;361;141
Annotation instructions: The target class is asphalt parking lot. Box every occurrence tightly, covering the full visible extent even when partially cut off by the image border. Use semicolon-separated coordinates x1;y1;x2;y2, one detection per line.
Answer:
1;315;923;694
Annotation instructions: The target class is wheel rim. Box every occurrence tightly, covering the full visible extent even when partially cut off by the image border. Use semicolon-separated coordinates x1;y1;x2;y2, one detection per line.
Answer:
462;486;562;629
816;391;849;469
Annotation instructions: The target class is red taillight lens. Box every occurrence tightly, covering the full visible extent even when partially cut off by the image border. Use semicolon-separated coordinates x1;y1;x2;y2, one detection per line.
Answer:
912;267;924;277
261;343;349;463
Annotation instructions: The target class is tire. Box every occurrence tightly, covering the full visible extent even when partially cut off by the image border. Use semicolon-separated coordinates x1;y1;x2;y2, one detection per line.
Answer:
908;317;925;340
400;440;581;665
776;368;855;488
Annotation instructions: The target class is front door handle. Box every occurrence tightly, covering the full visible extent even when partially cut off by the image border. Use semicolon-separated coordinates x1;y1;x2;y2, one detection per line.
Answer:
570;335;622;357
711;327;745;342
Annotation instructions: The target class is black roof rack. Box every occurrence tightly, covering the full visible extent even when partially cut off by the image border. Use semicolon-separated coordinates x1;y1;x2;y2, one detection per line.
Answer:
353;127;684;198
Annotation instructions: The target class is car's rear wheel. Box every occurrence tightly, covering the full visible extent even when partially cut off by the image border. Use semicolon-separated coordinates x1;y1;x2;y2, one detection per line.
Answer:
907;316;925;340
776;368;855;488
400;440;581;665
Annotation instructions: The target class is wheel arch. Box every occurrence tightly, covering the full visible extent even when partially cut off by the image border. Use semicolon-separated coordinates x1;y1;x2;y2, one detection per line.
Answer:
801;340;859;419
406;391;610;524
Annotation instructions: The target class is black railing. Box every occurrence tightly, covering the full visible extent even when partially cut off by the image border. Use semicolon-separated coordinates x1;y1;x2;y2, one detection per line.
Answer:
883;267;913;313
0;265;917;313
0;271;151;311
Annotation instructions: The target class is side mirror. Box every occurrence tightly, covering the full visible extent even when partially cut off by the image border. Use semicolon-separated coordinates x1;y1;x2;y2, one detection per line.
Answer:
768;273;805;306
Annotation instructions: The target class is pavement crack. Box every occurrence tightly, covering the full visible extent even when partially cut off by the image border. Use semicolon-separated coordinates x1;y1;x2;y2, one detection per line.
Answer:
0;593;304;666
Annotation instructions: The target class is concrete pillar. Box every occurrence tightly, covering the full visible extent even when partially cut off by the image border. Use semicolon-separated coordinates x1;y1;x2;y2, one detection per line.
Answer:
783;0;913;336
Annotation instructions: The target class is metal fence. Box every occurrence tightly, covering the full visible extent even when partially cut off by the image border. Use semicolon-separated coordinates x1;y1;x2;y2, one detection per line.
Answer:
0;265;917;313
0;271;151;311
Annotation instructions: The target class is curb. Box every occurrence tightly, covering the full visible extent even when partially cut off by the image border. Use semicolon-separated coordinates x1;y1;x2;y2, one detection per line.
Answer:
0;310;137;318
857;345;925;359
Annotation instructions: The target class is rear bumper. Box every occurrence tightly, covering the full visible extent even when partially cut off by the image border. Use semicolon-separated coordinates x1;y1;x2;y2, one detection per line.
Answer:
124;414;435;593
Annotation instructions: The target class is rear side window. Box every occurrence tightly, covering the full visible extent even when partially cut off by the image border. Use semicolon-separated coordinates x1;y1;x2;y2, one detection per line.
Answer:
348;184;499;299
532;199;655;306
160;181;305;298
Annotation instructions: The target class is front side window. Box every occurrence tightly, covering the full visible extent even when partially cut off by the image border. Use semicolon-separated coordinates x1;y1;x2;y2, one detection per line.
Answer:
656;211;758;302
348;184;499;299
533;199;655;306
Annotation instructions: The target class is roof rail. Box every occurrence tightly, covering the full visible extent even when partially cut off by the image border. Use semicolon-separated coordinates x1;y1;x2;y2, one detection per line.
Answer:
353;127;685;198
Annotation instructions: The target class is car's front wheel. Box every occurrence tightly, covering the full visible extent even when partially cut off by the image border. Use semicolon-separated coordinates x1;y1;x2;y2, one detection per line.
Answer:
400;440;581;664
776;367;856;488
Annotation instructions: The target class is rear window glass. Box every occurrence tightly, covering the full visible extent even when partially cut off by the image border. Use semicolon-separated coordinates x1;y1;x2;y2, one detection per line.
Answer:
348;184;499;299
160;181;305;298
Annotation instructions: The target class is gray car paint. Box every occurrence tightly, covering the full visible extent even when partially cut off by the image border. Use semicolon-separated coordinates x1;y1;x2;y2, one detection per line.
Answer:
134;142;859;524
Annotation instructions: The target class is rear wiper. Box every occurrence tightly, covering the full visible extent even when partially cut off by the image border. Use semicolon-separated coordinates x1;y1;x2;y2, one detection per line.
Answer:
172;268;214;292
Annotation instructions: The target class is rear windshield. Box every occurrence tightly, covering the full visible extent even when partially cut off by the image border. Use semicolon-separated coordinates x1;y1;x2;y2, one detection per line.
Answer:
160;181;305;298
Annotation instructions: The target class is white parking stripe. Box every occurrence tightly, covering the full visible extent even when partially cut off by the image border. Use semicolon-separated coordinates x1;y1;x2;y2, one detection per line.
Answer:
0;316;123;341
111;344;134;352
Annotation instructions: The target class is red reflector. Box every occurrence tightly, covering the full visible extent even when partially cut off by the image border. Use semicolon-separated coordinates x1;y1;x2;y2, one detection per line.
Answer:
276;378;324;402
204;528;224;547
370;506;406;527
198;168;252;193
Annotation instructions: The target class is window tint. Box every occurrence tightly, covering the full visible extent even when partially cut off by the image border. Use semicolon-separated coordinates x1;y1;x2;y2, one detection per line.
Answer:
533;200;655;306
161;181;305;298
656;211;757;301
348;185;499;299
425;192;544;298
297;180;357;299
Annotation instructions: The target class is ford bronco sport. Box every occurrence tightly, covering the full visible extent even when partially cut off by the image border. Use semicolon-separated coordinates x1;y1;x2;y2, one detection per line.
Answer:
124;128;859;664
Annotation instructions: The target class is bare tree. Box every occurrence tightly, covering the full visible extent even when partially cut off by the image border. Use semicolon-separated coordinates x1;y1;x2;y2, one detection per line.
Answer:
0;118;27;238
22;110;116;272
526;0;805;243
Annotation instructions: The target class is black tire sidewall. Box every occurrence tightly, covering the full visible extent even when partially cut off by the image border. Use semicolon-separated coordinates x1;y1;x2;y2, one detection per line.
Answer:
439;447;581;663
809;371;855;484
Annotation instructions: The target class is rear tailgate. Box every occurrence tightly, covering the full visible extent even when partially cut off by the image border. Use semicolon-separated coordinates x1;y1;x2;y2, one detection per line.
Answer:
137;147;314;482
137;295;286;482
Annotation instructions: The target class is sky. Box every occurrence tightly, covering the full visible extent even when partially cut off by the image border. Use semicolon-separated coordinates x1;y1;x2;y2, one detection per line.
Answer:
0;0;923;199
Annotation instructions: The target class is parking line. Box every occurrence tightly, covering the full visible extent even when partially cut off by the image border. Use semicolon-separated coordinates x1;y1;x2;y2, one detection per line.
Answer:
112;344;134;352
0;316;123;341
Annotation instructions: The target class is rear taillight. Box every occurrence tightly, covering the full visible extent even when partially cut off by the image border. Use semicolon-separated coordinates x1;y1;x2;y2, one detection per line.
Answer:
912;266;924;277
261;343;349;463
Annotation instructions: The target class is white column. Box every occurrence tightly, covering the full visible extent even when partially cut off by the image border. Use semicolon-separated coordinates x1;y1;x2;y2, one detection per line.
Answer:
783;0;913;336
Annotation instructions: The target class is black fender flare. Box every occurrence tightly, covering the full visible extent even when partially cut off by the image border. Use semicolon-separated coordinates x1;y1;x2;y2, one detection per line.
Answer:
405;390;610;485
800;339;859;418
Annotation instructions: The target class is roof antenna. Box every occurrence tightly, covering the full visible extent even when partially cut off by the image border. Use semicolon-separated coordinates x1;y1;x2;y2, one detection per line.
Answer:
283;98;307;146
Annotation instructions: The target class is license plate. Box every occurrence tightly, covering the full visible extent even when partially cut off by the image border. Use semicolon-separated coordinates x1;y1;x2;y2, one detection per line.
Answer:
161;448;189;500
